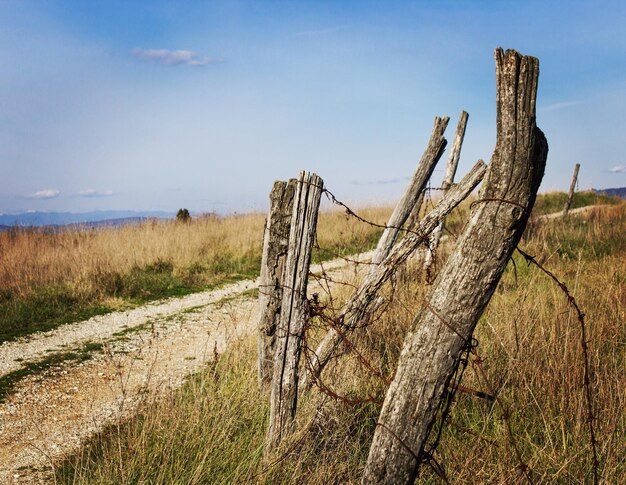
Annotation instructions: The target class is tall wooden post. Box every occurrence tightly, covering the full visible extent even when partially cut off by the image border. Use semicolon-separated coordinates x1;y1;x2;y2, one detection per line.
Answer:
265;171;323;455
423;111;469;273
563;163;580;215
257;179;296;389
362;48;548;484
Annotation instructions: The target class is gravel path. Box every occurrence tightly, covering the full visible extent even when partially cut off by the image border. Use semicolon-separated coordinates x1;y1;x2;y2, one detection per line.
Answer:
0;252;373;484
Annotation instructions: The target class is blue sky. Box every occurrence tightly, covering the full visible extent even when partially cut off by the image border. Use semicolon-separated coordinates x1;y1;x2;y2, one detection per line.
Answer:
1;0;625;214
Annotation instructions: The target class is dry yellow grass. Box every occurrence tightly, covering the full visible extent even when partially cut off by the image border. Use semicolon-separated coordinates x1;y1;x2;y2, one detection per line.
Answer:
0;214;264;300
0;207;392;342
57;202;625;484
1;208;391;298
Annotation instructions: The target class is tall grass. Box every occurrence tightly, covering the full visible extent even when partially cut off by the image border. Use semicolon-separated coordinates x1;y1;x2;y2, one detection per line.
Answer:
0;208;391;342
57;201;625;483
56;338;268;484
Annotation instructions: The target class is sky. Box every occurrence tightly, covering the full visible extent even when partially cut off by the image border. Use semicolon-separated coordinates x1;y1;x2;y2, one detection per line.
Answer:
1;0;625;215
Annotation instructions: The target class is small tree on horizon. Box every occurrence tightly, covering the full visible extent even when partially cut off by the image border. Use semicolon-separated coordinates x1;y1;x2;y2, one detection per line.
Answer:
176;208;191;223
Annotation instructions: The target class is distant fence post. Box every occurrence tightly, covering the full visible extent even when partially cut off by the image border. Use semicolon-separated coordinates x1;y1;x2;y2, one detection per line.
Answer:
362;48;548;484
563;163;580;215
265;171;324;455
257;179;297;389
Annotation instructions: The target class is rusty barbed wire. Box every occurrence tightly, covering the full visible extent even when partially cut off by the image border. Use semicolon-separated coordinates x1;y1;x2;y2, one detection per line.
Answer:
290;189;494;480
263;185;599;483
320;186;432;241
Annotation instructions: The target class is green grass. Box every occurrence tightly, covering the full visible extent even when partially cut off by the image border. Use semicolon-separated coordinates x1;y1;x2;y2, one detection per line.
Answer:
55;336;382;484
0;256;259;345
0;287;113;344
526;202;626;259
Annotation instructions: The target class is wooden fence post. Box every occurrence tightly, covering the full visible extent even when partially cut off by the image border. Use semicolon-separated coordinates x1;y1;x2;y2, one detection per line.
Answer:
423;111;468;274
301;160;487;391
563;163;580;215
362;48;548;484
257;179;297;389
371;117;449;265
265;171;324;455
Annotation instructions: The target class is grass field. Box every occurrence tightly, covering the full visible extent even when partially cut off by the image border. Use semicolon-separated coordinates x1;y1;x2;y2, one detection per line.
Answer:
0;207;391;344
51;194;625;484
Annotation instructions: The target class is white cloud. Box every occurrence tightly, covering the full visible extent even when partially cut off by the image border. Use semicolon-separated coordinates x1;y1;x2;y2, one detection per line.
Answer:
79;189;115;197
608;165;626;173
28;189;60;199
131;48;223;66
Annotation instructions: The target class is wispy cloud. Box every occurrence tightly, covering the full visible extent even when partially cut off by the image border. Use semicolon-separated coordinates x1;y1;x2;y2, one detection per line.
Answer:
607;165;626;173
350;177;409;186
27;189;60;199
131;48;223;66
539;101;581;112
296;25;349;36
79;189;115;197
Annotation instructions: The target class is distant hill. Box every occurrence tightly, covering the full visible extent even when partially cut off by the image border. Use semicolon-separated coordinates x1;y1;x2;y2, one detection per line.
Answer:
594;187;626;199
0;210;176;229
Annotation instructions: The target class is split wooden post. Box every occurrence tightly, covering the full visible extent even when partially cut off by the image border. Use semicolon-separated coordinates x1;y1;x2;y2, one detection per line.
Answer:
265;171;324;455
301;160;487;391
563;163;580;215
362;48;548;484
423;110;469;273
257;179;297;389
370;116;449;265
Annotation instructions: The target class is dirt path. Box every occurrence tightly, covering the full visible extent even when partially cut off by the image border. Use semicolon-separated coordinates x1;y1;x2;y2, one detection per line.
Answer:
532;204;605;221
0;252;373;484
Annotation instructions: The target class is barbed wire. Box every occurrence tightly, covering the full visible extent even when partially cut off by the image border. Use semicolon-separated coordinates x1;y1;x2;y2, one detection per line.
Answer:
262;184;598;483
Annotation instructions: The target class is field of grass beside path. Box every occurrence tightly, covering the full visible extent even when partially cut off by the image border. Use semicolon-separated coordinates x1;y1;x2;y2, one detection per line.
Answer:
0;207;391;344
56;198;624;484
2;191;618;345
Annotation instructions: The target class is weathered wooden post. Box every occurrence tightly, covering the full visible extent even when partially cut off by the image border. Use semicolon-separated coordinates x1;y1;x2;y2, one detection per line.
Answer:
257;179;297;389
362;48;548;484
423;110;468;273
371;116;449;265
265;171;324;455
301;160;487;391
563;163;580;215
